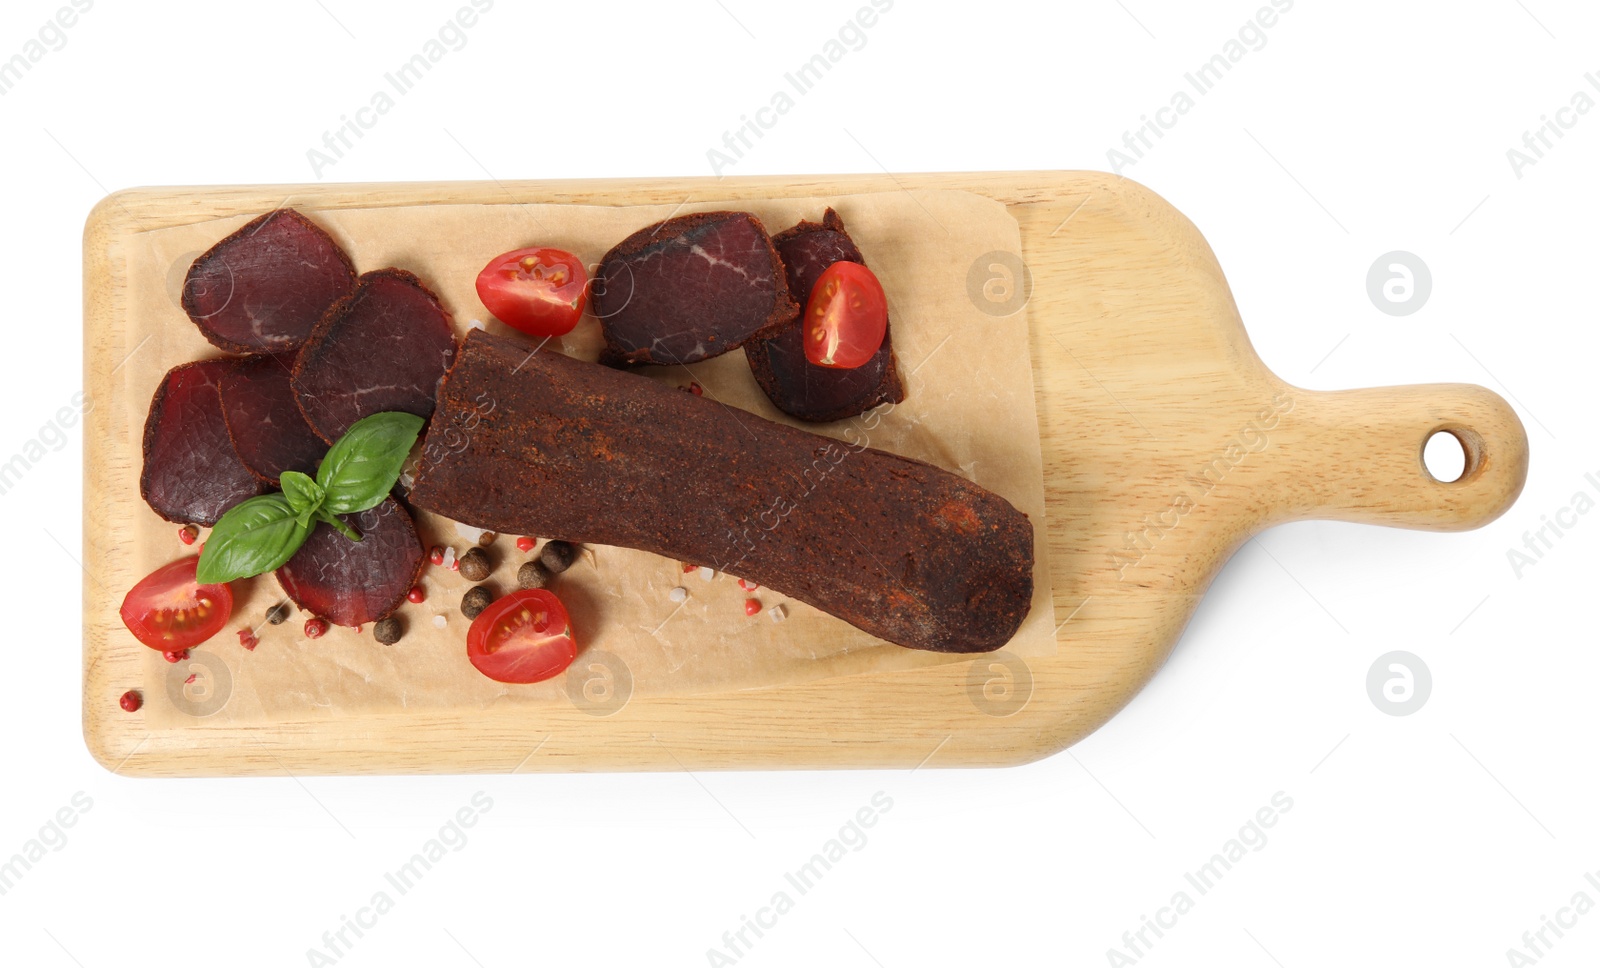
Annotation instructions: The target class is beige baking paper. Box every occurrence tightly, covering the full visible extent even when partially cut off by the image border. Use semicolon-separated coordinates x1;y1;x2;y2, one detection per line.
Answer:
121;191;1054;727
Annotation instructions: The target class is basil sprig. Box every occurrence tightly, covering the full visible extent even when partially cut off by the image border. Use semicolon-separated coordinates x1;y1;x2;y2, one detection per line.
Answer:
196;411;424;584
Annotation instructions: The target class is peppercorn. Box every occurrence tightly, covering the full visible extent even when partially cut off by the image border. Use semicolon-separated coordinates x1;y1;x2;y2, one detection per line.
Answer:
478;530;498;547
266;601;291;625
517;560;550;590
304;617;328;639
540;540;577;574
461;585;495;619
373;616;403;645
119;690;143;713
458;547;492;582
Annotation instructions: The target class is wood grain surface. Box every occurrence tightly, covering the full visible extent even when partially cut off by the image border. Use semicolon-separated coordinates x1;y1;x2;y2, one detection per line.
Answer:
81;172;1529;776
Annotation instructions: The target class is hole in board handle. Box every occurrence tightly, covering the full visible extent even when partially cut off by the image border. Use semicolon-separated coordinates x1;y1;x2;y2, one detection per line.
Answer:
1422;426;1485;485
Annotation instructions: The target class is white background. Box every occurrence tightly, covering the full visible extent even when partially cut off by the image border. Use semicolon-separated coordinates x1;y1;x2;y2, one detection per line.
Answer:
0;0;1595;965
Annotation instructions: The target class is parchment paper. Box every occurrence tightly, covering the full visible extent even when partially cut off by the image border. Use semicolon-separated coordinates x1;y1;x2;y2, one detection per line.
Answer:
120;190;1054;726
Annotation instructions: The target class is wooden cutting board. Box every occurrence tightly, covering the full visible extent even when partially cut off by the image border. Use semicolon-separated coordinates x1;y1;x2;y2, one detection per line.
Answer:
81;172;1528;776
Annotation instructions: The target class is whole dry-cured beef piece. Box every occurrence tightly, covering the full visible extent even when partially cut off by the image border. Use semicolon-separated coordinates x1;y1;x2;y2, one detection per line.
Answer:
140;359;267;526
291;268;458;443
275;497;425;628
181;209;357;354
591;210;798;366
747;209;905;422
218;354;328;484
411;331;1033;654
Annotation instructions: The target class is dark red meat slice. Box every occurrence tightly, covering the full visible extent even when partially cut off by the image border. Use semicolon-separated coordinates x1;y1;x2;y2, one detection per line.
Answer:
746;209;905;422
181;209;357;354
291;268;458;443
591;211;798;366
274;497;425;628
140;360;268;526
218;354;328;484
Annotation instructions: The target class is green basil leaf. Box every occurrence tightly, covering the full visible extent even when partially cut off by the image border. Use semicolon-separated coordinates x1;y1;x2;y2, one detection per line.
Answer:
316;411;424;514
196;494;312;584
279;470;325;516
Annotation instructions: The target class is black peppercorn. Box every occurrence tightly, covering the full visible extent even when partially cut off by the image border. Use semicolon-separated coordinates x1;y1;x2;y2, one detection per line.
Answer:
517;560;550;589
266;602;290;625
461;585;495;619
478;530;498;547
459;547;492;582
373;616;403;645
540;540;577;574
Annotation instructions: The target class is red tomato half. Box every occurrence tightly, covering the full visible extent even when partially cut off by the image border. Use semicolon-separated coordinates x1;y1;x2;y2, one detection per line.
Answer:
466;589;578;684
119;555;233;651
475;247;589;338
803;261;888;369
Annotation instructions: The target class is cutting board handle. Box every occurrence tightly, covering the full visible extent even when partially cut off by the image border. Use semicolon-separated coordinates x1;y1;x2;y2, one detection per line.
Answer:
1270;382;1530;532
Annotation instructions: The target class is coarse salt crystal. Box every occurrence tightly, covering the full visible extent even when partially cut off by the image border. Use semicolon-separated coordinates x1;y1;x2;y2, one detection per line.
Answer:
768;604;787;623
453;522;489;544
441;546;457;569
432;614;448;628
669;586;688;603
698;566;715;582
467;318;486;331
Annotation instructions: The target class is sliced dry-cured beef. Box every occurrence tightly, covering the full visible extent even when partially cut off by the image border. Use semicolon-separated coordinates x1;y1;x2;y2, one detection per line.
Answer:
218;354;328;484
746;209;905;422
140;360;267;526
291;268;458;443
591;210;798;366
274;497;425;628
181;209;357;354
411;331;1033;654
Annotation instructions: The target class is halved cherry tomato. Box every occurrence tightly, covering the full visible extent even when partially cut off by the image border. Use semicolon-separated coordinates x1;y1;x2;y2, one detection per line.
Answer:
804;261;888;369
119;555;233;652
466;588;578;684
475;247;589;338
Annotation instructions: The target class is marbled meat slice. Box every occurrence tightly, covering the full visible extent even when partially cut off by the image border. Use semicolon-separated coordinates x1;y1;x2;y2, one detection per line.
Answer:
181;209;357;354
746;209;905;422
292;268;458;443
275;497;425;628
140;359;268;526
219;354;328;484
591;210;798;366
410;331;1034;654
